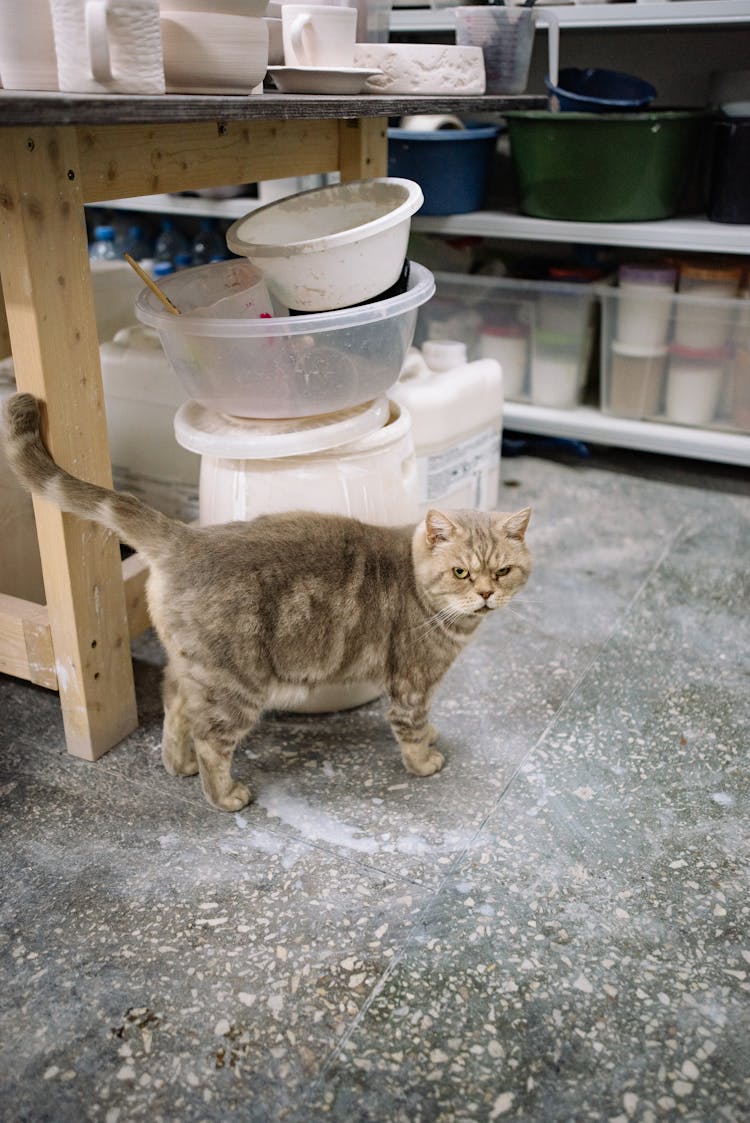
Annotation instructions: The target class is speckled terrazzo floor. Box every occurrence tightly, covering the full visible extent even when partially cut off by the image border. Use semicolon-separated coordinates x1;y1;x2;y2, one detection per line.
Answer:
1;447;748;1123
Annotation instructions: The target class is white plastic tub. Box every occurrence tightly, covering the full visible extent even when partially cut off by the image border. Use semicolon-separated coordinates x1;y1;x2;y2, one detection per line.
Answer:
135;259;435;418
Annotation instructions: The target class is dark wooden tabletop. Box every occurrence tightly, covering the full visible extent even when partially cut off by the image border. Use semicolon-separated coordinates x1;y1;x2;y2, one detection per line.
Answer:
0;90;544;127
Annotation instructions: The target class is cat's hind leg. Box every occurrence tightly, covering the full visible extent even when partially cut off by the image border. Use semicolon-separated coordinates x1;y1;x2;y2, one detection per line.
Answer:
187;688;263;812
387;691;445;777
161;665;198;778
192;729;253;812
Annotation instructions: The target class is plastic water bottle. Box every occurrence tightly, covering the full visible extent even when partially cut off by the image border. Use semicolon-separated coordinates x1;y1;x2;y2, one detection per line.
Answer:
191;218;226;265
89;224;118;261
152;261;176;280
124;224;153;264
154;219;188;266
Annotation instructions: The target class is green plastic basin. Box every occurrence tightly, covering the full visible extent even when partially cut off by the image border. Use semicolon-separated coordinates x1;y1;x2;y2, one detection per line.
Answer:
503;109;710;222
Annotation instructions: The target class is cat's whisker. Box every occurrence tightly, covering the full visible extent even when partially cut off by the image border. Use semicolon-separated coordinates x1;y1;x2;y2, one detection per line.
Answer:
504;605;535;626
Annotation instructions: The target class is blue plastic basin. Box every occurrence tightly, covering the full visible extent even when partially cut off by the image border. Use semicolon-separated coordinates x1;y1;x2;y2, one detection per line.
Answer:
545;67;657;113
387;124;499;215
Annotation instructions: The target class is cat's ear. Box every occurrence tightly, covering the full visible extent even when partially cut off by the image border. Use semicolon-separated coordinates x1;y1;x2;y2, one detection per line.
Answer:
503;507;531;542
425;509;458;547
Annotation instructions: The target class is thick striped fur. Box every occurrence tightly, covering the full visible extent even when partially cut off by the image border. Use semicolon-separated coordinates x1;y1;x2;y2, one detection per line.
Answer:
4;392;532;812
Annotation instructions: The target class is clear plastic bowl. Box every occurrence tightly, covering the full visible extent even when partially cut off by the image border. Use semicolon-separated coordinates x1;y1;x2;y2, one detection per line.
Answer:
135;259;435;418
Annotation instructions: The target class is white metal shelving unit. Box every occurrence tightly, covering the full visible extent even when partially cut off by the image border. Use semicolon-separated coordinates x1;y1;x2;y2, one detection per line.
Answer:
391;1;750;34
395;1;750;465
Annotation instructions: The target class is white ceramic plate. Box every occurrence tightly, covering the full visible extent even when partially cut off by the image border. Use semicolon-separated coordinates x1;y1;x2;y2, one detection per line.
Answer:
268;66;384;95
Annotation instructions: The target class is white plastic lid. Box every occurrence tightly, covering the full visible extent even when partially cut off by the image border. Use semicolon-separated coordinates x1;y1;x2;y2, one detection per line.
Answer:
423;339;467;371
174;396;390;459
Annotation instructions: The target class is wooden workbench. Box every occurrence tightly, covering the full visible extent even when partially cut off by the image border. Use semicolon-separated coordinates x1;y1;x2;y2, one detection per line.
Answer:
0;89;538;761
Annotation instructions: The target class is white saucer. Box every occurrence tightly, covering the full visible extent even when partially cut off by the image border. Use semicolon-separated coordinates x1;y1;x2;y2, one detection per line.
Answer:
268;66;383;95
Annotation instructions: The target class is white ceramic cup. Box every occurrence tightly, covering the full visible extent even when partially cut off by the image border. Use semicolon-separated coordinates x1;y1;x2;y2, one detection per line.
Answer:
281;4;357;68
51;0;165;94
0;0;59;91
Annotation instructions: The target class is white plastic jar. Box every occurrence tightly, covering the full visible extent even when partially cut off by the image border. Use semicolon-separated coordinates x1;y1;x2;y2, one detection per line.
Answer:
478;323;528;399
605;341;667;420
615;263;677;347
174;396;418;712
530;331;582;408
664;344;728;426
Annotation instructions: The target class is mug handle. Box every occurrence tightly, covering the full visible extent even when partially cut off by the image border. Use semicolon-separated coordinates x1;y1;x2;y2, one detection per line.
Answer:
290;14;314;67
86;0;113;83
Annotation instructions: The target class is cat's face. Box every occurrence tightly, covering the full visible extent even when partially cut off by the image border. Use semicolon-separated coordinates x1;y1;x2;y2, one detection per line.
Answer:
413;507;531;619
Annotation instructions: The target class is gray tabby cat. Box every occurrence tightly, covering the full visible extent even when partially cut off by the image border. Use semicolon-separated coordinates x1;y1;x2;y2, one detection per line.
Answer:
4;392;532;812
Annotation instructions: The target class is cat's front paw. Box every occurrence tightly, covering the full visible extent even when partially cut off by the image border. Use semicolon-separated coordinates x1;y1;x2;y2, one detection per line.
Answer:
401;747;445;777
211;782;253;812
427;723;439;746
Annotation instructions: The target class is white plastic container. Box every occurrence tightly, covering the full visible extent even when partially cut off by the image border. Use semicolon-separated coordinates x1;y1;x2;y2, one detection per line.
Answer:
665;344;728;426
478;323;528;399
530;330;582;408
174;395;419;712
604;341;667;420
674;261;743;350
391;341;503;514
0;362;46;604
615;263;677;347
100;325;200;521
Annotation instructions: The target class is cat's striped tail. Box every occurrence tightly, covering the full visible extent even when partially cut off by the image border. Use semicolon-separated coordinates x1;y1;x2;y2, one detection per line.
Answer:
3;392;183;558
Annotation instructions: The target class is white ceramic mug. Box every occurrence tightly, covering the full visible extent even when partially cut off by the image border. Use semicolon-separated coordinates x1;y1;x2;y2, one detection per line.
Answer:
281;4;357;68
0;0;59;91
50;0;165;94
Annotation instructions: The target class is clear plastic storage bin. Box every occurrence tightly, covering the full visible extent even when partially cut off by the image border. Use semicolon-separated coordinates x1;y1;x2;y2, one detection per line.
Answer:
599;285;750;433
416;272;597;408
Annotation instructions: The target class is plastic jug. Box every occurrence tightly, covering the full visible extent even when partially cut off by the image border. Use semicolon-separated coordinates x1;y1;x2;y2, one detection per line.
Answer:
391;340;503;513
100;325;199;522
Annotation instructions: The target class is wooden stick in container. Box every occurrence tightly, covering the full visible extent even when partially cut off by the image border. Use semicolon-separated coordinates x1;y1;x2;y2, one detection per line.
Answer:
124;253;181;316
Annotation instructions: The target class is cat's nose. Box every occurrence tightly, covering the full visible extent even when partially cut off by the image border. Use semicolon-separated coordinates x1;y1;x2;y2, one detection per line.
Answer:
479;590;492;601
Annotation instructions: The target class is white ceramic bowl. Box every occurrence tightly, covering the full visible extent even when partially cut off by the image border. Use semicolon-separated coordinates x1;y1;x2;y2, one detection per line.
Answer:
226;178;424;312
134;259;435;418
160;11;268;94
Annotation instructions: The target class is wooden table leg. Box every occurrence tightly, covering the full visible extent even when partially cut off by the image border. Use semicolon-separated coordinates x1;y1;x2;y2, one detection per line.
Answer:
338;117;388;181
0;125;137;759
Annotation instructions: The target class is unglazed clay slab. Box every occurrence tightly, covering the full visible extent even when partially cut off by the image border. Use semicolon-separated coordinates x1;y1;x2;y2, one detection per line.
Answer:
353;43;486;95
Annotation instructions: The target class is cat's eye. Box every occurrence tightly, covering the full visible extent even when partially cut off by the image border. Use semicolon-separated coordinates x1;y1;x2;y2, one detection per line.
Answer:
495;566;512;578
453;566;470;580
